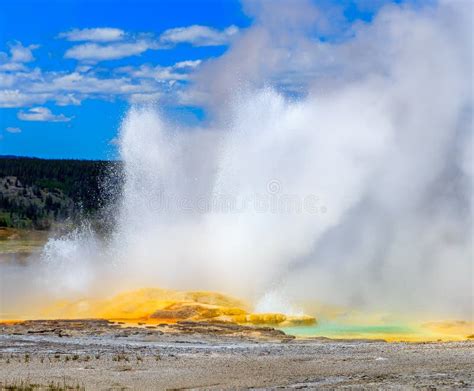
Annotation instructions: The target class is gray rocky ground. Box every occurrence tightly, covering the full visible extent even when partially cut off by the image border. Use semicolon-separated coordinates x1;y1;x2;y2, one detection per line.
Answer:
0;320;472;390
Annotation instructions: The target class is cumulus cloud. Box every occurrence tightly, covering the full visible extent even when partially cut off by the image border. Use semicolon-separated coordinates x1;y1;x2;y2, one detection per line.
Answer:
9;42;39;63
0;42;39;75
159;25;239;46
58;27;125;42
18;107;73;122
0;67;42;89
55;93;82;106
0;60;196;107
5;127;21;133
117;59;201;81
63;24;239;62
34;71;158;96
0;89;51;108
128;92;163;104
0;62;28;72
174;60;202;69
64;41;155;62
0;26;219;108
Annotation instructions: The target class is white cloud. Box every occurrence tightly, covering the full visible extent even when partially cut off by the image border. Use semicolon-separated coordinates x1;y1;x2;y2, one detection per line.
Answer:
0;73;18;88
6;127;21;133
35;71;156;95
18;107;72;122
134;65;185;80
0;89;51;108
9;42;39;63
0;67;42;89
64;41;154;62
128;92;163;104
75;65;93;73
0;67;173;107
60;25;238;65
0;42;39;76
174;60;202;69
0;62;28;72
159;25;238;47
0;26;228;108
55;93;82;106
118;60;201;82
59;27;125;42
0;35;203;107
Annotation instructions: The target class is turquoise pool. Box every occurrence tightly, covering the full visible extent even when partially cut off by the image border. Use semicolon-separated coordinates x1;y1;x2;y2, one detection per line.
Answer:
279;320;419;340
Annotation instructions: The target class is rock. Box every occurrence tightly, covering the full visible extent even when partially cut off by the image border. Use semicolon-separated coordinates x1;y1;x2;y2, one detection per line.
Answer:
36;287;317;329
280;315;317;326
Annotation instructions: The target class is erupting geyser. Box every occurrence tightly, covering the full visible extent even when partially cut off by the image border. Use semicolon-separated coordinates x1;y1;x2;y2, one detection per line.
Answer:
0;0;472;341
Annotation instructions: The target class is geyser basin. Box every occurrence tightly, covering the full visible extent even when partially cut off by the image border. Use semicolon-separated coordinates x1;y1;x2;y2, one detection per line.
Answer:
39;287;316;327
0;1;470;358
18;287;470;342
280;320;474;342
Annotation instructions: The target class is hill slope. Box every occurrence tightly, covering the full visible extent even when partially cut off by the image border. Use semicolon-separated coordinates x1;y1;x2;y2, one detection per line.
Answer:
0;156;121;229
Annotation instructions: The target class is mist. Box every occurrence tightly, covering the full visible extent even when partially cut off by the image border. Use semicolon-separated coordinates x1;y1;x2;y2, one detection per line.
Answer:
1;0;472;320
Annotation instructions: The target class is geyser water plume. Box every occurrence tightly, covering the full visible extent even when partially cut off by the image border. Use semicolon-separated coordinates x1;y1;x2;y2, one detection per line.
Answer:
111;88;393;301
0;0;471;328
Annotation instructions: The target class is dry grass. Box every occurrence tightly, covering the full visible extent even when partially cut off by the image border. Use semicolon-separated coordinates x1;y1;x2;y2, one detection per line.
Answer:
1;379;84;390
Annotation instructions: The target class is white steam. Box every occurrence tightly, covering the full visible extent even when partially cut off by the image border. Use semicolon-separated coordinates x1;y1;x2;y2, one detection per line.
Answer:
1;0;471;319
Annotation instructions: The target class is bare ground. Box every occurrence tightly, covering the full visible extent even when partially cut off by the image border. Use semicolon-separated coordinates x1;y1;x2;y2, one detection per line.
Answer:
0;320;472;390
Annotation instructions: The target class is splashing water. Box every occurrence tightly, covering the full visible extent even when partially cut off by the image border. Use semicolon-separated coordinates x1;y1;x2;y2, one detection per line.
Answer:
255;290;304;317
0;1;472;339
30;82;471;321
40;223;101;294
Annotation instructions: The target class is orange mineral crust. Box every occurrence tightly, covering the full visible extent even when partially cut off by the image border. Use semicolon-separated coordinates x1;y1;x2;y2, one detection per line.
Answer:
7;287;472;342
39;288;317;327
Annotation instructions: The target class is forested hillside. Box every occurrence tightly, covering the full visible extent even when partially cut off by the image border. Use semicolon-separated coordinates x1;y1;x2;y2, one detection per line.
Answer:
0;156;121;229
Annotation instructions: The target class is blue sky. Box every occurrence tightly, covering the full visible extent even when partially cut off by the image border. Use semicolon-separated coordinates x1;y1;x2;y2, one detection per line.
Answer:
0;0;398;160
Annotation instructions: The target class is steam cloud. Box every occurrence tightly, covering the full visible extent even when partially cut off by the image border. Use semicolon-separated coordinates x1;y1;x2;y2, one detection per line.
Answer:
1;0;472;320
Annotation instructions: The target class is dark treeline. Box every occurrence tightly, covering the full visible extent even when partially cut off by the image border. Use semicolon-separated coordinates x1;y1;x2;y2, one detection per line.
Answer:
0;156;122;229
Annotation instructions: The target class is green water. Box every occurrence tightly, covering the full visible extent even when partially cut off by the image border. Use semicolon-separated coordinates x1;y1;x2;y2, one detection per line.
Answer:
279;320;418;339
